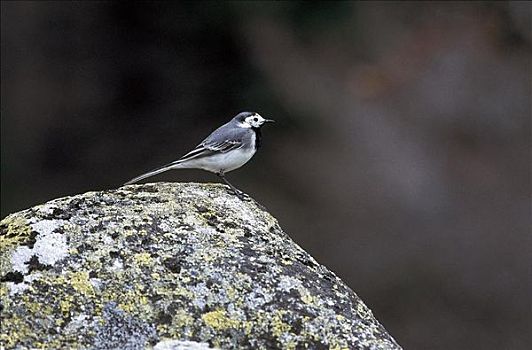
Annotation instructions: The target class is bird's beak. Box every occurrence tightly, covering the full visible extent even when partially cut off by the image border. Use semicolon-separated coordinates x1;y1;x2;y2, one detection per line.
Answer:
264;119;275;123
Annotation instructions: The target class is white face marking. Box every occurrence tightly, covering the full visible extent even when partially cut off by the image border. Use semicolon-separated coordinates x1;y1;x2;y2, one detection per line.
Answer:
241;113;266;128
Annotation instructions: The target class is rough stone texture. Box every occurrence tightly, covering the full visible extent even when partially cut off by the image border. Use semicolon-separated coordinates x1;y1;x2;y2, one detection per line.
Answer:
0;183;401;349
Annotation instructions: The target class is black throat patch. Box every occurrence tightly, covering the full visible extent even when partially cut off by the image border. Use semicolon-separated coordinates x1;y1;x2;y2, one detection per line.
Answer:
252;127;262;150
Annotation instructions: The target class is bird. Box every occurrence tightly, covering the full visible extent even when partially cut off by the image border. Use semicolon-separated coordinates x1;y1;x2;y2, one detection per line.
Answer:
124;111;274;198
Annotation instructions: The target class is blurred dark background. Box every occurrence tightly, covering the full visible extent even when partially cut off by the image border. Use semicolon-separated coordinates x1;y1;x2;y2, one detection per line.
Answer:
1;1;530;349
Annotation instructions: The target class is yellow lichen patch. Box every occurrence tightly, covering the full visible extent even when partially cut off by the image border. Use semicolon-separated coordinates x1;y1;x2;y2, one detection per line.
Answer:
178;275;191;284
281;258;293;265
162;232;178;240
137;229;149;237
0;283;10;311
42;304;54;315
133;252;153;266
214;239;228;248
154;284;194;300
201;309;239;331
53;274;67;285
329;344;350;350
122;230;135;238
212;339;222;349
0;215;32;250
68;248;79;255
0;284;8;297
0;316;33;348
300;291;317;305
285;340;298;350
69;271;95;296
226;286;237;300
356;302;373;320
270;310;291;337
21;294;44;315
60;298;73;314
156;323;170;335
118;297;142;313
172;309;194;329
159;309;193;338
242;319;254;335
103;284;151;317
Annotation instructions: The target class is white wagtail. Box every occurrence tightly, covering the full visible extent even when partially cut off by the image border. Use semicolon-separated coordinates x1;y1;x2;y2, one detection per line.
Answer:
124;112;274;198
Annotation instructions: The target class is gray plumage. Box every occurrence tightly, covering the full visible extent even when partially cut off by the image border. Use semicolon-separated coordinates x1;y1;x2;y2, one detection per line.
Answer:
124;112;273;190
178;120;256;164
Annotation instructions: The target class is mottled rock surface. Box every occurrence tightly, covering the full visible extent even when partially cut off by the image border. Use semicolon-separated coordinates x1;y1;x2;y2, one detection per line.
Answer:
0;183;401;349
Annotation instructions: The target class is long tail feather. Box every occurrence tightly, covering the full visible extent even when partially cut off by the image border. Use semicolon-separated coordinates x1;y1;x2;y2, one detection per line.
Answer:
124;162;182;185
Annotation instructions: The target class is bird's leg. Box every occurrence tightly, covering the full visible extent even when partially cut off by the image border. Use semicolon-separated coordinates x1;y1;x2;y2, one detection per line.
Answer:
216;172;248;200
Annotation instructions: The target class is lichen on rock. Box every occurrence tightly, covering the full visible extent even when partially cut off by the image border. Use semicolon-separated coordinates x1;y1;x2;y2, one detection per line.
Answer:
0;182;401;349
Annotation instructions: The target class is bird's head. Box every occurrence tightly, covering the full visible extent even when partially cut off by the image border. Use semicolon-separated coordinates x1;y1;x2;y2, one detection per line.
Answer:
234;112;275;129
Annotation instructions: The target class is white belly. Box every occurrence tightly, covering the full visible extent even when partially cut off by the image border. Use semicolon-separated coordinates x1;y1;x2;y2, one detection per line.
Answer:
184;148;256;173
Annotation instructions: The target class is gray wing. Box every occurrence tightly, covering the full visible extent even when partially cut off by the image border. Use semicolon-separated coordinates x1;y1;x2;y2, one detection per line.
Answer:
173;123;250;164
124;122;250;185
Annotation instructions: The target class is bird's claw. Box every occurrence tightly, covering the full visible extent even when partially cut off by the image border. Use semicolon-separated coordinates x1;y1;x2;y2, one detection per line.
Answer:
226;188;251;201
236;191;252;202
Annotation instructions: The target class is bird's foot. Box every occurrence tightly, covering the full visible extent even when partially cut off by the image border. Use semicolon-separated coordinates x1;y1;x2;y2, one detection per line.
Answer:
233;189;252;201
224;186;268;210
223;186;250;201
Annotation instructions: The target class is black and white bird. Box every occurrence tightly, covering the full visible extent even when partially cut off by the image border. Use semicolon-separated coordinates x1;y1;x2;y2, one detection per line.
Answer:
124;111;274;198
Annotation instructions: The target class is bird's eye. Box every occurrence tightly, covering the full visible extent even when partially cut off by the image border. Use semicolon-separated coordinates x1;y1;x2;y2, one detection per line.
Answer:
253;118;258;122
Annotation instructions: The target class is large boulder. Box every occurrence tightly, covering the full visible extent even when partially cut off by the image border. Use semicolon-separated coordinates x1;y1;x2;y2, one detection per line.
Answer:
0;183;401;349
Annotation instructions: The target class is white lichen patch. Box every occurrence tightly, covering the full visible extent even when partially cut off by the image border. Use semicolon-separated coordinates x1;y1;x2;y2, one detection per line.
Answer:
6;281;29;295
36;203;58;216
30;219;67;236
109;259;124;272
102;235;114;245
183;213;201;228
189;282;210;310
10;221;69;274
153;339;217;350
64;314;92;334
158;221;173;232
243;286;274;309
90;278;103;292
33;231;69;266
11;246;33;273
278;276;303;293
7;272;42;295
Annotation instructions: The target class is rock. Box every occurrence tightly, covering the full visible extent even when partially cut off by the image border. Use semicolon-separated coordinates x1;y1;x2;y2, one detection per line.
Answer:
0;183;401;349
